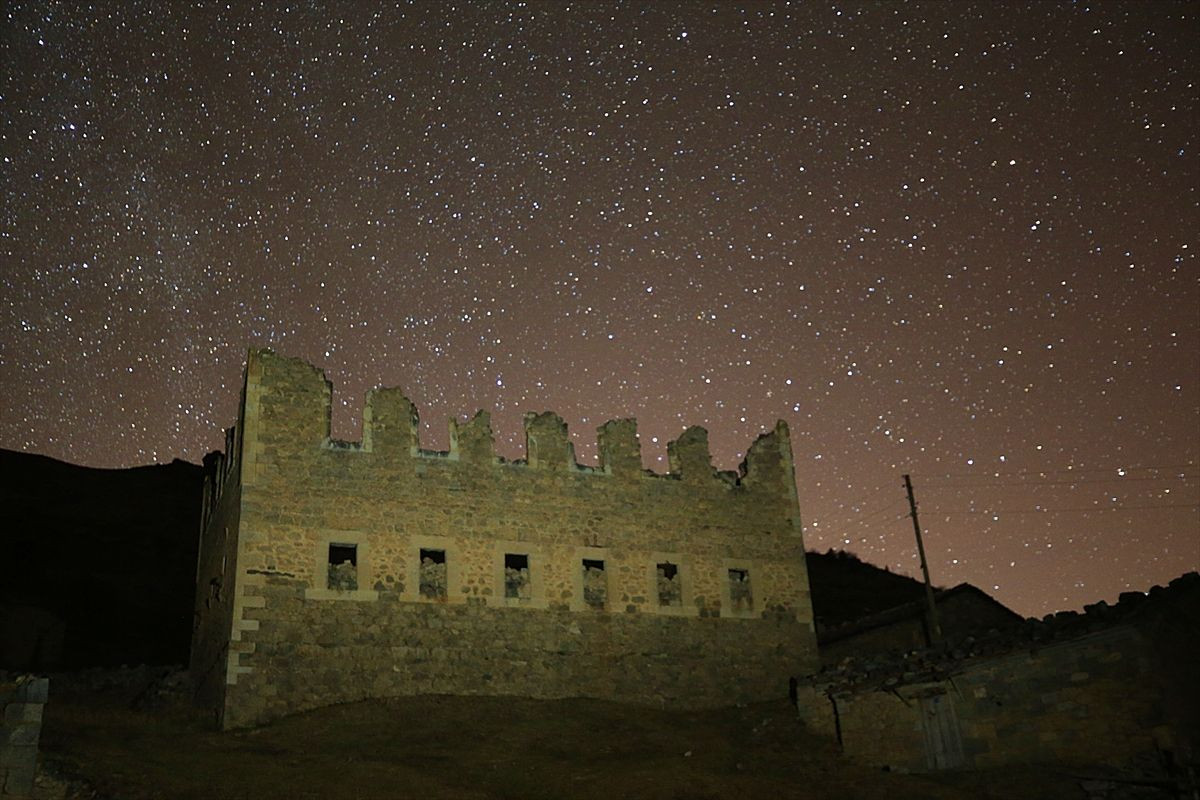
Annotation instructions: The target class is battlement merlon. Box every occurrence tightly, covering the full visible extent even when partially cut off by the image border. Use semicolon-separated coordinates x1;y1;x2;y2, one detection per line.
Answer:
450;410;495;465
238;349;801;505
363;387;419;455
524;411;574;470
239;349;330;486
597;418;640;478
668;425;714;483
741;420;804;532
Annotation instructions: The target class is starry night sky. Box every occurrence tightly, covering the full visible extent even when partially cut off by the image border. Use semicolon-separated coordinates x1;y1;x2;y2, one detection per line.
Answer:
2;2;1196;617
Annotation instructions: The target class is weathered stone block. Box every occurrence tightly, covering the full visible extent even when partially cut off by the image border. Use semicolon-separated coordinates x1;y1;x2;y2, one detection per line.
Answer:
597;418;641;478
3;723;40;747
0;743;37;768
2;703;41;726
667;426;713;483
451;410;495;465
4;759;37;796
10;679;48;705
364;387;419;454
524;411;572;470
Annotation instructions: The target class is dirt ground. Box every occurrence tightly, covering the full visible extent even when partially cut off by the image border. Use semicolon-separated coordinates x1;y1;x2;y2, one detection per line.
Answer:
31;676;1100;800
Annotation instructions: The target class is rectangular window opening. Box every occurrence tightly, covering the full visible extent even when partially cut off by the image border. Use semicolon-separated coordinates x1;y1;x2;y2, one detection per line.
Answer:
657;562;682;607
582;558;607;609
328;543;358;591
728;568;752;611
419;548;447;599
504;553;531;599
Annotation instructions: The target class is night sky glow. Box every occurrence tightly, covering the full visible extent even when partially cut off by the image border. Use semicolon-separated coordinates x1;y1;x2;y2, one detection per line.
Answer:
2;2;1197;617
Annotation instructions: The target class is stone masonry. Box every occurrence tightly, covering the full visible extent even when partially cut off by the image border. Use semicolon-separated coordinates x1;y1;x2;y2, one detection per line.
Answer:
190;350;818;729
1;676;48;797
797;573;1200;773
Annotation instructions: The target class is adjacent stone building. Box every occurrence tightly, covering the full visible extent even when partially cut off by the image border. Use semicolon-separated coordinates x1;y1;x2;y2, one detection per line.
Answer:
799;573;1200;774
191;350;818;728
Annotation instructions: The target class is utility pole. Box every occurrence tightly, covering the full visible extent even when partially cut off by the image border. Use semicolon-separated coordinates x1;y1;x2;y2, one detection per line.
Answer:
904;474;943;648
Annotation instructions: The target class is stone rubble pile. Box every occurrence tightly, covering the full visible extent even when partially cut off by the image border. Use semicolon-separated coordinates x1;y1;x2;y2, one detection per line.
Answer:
420;557;447;598
729;570;753;610
327;560;358;591
583;565;607;608
504;566;531;599
657;568;682;606
12;664;192;709
48;664;168;694
130;666;193;710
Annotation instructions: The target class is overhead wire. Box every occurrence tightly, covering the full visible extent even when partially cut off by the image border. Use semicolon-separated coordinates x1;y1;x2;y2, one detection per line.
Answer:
903;463;1198;517
911;462;1197;480
812;462;1198;533
927;503;1200;516
912;475;1197;488
810;498;909;533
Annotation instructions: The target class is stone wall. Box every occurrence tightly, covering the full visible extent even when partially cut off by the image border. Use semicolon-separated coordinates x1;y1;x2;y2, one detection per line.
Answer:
953;626;1165;767
801;624;1177;772
188;454;243;718
231;579;807;726
0;677;48;797
196;350;817;728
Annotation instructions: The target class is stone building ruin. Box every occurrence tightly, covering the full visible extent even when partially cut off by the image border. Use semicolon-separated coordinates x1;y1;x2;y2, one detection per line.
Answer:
190;350;818;728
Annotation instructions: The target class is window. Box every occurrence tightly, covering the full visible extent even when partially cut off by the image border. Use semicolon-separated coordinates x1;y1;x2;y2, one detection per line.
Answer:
328;543;358;591
656;562;682;607
493;543;546;609
582;558;607;609
717;560;756;618
645;553;696;616
728;568;753;612
305;531;376;602
570;546;610;612
404;536;461;604
419;548;447;599
504;553;531;599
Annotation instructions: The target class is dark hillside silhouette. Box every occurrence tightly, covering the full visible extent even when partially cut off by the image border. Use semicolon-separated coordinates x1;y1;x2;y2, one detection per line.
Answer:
805;549;930;629
0;449;203;669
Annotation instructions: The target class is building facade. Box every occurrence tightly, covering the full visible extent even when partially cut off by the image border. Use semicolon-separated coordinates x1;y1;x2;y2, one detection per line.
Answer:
191;350;818;728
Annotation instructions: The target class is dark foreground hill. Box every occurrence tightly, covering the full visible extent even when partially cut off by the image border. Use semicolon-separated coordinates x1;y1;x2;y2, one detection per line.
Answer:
804;548;931;628
33;672;1089;800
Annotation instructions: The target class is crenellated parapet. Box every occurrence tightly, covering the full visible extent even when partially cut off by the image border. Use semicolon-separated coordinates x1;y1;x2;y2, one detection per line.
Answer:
237;349;798;497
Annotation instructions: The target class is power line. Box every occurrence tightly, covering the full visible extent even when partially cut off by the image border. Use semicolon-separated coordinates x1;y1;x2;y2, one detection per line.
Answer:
844;501;910;526
812;500;909;532
927;503;1200;516
917;475;1198;488
913;462;1197;480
